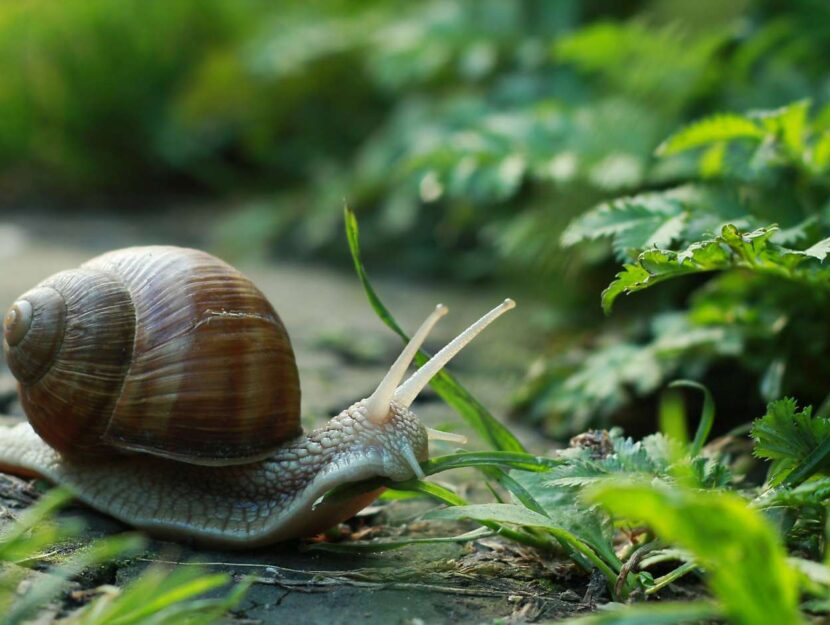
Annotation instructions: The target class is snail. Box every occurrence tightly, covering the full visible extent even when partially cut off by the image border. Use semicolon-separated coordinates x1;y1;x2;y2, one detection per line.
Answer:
0;246;514;547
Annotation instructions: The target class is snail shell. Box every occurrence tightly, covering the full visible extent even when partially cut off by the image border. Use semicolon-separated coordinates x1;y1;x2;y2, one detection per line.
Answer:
2;246;300;465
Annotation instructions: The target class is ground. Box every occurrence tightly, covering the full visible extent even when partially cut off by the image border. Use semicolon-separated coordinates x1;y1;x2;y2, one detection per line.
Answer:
0;210;595;624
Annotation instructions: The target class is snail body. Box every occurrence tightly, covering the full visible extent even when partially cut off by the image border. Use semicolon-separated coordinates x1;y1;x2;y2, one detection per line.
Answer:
0;246;514;547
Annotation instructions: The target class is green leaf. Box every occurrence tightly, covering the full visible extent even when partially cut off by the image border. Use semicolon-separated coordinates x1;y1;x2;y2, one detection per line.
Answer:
6;534;147;625
344;207;525;452
601;224;830;314
390;479;468;507
657;113;766;156
803;236;830;261
561;191;687;259
813;131;830;169
428;502;553;528
752;398;830;486
0;488;75;561
754;476;830;511
545;434;668;488
423;450;561;474
668;380;715;456
481;466;550;517
601;263;653;314
78;566;251;625
554;22;724;110
318;450;557;511
512;468;619;569
589;481;804;625
754;99;811;156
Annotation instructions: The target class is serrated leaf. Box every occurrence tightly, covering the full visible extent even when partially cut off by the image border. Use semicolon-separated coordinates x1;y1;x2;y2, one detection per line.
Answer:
601;224;830;313
562;192;687;259
754;477;830;510
511;469;618;567
751;398;830;486
601;263;652;314
601;244;720;314
657;114;766;156
545;433;673;488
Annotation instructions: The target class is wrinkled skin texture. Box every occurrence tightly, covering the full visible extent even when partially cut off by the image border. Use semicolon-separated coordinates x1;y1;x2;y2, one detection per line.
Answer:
0;400;428;548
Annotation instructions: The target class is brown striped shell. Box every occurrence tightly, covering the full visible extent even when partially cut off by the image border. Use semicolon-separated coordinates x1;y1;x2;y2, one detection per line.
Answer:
1;246;301;465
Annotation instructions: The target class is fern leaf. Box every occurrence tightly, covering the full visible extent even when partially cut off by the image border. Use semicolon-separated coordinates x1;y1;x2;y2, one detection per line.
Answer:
657;114;766;156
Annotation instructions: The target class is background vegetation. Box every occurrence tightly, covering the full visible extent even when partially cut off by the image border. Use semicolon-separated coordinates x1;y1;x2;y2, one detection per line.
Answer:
4;0;830;437
4;0;830;623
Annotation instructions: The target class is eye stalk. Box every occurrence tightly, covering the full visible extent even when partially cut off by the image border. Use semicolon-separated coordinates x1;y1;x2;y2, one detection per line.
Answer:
3;300;33;347
364;304;448;425
394;299;516;408
363;299;516;427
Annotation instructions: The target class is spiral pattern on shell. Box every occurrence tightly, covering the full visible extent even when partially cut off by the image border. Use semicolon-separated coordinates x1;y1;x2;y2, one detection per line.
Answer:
2;246;301;465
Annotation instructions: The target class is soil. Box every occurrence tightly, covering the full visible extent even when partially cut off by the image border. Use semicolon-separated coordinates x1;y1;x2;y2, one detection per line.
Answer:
0;212;596;624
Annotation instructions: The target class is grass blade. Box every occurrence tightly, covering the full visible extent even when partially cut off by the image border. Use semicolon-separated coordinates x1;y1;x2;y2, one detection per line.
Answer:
668;380;715;456
6;534;146;625
423;451;560;474
480;467;549;517
344;207;524;452
0;488;74;556
318;450;558;508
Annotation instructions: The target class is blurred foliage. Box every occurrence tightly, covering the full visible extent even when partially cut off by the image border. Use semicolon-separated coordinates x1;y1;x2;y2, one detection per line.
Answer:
3;0;827;272
544;99;830;436
0;489;247;624
4;0;830;435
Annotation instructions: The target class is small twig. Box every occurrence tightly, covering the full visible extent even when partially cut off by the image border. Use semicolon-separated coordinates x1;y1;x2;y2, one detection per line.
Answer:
249;574;566;602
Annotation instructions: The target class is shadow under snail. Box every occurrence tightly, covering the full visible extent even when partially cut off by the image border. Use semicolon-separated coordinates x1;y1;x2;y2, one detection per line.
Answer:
0;246;514;548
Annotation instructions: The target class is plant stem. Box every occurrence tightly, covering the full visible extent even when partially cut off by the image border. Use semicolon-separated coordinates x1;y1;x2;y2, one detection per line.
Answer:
645;561;698;595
